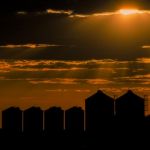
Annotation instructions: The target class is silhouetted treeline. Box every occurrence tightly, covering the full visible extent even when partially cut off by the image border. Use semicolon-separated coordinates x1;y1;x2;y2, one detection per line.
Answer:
0;90;149;149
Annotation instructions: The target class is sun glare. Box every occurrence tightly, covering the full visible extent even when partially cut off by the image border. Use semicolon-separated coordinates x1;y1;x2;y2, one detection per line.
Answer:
119;9;140;15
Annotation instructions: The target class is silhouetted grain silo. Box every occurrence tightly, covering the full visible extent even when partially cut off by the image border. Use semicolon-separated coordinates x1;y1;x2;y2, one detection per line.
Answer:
23;107;43;133
115;90;144;125
2;107;22;133
44;107;64;133
85;90;114;133
65;107;84;134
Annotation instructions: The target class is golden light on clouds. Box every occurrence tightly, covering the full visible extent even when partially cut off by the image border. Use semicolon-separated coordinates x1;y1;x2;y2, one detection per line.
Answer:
118;9;140;15
142;46;150;49
69;9;150;18
46;9;73;15
0;44;62;49
16;8;150;18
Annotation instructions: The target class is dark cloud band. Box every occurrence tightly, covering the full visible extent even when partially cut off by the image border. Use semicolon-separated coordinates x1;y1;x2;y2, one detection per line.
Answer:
1;0;150;13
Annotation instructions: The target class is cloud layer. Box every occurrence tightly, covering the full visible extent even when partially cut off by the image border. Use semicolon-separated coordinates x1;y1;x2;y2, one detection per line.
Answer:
0;58;150;87
16;8;150;18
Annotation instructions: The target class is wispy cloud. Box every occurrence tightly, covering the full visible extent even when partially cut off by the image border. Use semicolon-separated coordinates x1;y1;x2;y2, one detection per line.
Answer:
17;11;28;15
46;89;91;93
115;74;150;86
29;78;113;85
69;12;118;18
46;89;68;92
16;9;73;15
16;8;150;18
69;14;88;18
142;45;150;49
16;9;116;18
46;9;73;15
86;79;113;85
0;44;62;49
0;59;122;74
72;10;150;18
142;10;150;14
137;58;150;63
74;89;91;93
0;59;150;86
30;78;78;85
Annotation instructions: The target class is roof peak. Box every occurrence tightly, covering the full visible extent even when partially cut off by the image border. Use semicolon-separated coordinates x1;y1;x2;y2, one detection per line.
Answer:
116;89;144;101
86;90;114;101
97;90;104;94
127;90;134;93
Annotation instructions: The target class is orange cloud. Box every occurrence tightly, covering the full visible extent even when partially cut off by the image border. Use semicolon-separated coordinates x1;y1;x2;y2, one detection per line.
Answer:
30;78;78;85
69;12;118;18
142;45;150;49
86;79;113;85
46;9;73;15
29;78;113;85
137;58;150;63
16;9;150;18
0;44;62;49
0;59;150;87
17;11;28;15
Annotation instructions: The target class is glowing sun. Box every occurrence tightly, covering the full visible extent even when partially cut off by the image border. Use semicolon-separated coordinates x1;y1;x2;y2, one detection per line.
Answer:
119;9;140;15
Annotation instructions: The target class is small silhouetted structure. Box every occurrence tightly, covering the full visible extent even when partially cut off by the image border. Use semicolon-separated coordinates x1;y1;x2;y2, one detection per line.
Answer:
44;107;64;133
2;107;22;133
65;107;84;134
115;90;145;126
23;107;43;133
85;90;114;132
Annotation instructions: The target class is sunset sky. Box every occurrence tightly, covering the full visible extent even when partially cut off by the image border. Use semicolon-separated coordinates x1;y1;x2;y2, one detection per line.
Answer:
1;0;150;119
